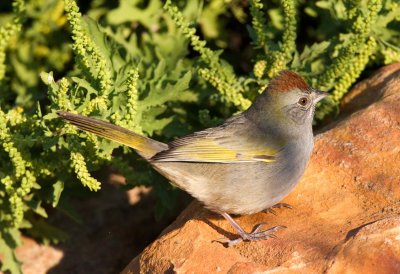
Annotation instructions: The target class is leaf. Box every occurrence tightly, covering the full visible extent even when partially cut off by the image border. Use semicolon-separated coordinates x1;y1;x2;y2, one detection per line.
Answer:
57;196;83;224
0;228;22;274
297;41;331;73
83;16;125;73
299;41;330;62
106;0;162;28
39;71;55;85
27;199;48;218
25;219;69;245
315;1;331;10
71;77;99;96
52;180;64;208
382;9;400;28
200;0;226;39
268;8;283;30
304;6;318;17
140;106;173;136
139;70;192;109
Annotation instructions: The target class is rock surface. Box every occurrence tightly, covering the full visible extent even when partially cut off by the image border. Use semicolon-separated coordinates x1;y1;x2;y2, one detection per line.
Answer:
122;63;400;274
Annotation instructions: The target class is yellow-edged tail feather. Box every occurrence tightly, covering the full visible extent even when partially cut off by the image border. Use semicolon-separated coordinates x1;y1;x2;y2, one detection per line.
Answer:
57;111;167;159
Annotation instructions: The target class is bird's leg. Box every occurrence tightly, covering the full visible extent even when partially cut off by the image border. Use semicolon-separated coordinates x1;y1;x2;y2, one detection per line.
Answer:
216;212;286;247
263;203;292;215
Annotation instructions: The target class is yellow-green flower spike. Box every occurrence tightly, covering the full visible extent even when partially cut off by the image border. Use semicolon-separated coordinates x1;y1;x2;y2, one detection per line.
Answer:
198;68;251;110
64;0;112;95
254;60;268;80
316;37;377;120
0;0;25;81
0;107;38;227
317;0;382;89
124;69;142;133
70;151;101;191
164;0;249;110
249;0;268;48
267;0;297;78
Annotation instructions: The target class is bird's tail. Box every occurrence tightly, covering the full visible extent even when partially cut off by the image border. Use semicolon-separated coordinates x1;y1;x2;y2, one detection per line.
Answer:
57;111;167;159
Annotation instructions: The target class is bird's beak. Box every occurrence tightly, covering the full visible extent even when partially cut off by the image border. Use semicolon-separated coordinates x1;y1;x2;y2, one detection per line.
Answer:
313;89;328;103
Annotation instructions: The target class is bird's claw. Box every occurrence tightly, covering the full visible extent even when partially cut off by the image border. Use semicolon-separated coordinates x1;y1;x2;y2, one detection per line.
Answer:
274;203;292;209
263;203;292;214
263;208;277;215
214;237;243;247
215;225;286;247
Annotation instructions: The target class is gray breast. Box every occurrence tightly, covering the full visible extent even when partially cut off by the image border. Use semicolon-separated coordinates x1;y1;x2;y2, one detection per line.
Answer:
153;136;313;215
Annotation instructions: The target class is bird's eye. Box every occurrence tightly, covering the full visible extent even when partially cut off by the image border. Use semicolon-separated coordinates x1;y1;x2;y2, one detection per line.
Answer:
298;97;309;106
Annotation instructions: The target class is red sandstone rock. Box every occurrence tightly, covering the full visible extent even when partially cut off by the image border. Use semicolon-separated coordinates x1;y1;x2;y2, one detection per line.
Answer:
122;63;400;274
327;217;400;273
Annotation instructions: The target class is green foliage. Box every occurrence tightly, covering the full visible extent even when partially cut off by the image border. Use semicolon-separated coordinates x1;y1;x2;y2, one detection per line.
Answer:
0;0;399;272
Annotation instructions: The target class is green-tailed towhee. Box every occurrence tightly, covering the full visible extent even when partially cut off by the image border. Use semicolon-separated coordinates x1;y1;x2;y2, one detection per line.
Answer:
57;70;327;246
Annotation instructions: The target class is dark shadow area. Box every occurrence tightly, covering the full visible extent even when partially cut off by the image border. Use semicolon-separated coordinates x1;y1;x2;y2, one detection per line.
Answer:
161;202;291;247
344;219;380;241
151;201;239;244
46;173;191;274
202;218;237;240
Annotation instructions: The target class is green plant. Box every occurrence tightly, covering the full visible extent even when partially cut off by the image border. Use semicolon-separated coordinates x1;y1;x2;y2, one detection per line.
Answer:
0;0;399;272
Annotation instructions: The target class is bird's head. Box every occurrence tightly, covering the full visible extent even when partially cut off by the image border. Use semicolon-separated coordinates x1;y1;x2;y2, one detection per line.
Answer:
246;71;328;134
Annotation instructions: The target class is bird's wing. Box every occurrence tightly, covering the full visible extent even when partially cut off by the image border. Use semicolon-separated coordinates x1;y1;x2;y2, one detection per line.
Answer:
151;115;284;163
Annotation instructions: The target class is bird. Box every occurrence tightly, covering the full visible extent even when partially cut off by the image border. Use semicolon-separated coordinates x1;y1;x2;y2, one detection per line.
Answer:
57;70;327;246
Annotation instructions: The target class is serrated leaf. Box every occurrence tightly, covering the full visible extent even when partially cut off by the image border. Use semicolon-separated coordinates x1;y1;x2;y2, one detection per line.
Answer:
71;77;99;96
142;117;173;136
299;41;330;61
82;17;114;72
139;70;192;109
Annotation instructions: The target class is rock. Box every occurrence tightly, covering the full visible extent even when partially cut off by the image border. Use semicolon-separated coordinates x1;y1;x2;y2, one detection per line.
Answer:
327;217;400;273
17;237;63;274
340;63;400;115
122;63;400;274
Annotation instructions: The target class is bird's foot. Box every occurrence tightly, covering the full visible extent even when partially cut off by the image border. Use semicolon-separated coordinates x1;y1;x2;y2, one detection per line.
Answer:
215;224;286;247
263;203;292;215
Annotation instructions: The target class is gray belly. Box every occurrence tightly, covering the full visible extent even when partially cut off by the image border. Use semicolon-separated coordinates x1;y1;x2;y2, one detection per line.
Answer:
153;142;312;215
